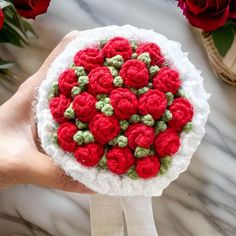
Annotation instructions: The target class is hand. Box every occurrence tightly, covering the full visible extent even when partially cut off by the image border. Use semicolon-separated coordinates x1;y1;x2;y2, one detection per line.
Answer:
0;31;94;194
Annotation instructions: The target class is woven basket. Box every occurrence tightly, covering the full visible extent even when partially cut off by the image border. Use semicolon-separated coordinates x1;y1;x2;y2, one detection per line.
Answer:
200;31;236;86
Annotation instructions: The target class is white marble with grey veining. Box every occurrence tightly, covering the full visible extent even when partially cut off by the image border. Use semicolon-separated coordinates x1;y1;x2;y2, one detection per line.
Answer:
0;0;236;235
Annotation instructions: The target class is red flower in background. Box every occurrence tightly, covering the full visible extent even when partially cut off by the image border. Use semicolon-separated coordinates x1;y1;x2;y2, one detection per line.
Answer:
178;0;236;31
13;0;51;19
0;9;4;30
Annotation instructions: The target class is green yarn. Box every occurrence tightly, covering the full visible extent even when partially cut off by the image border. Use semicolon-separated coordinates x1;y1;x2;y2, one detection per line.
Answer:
106;55;124;69
129;114;141;123
137;87;149;96
83;131;94;144
96;101;105;110
161;110;172;122
69;63;75;69
155;120;167;134
176;88;186;98
96;94;107;100
75;120;88;130
64;104;75;119
101;104;114;116
78;75;89;86
48;81;59;99
165;92;174;106
137;52;151;67
113;76;123;87
97;154;107;170
129;88;138;95
100;39;108;48
119;120;129;130
132;53;137;59
108;66;119;77
108;136;118;146
71;86;82;97
127;166;139;179
102;97;110;104
134;146;151;158
183;122;193;133
75;66;86;77
147;82;153;89
130;40;138;51
51;133;58;145
117;135;128;148
149;66;159;77
141;114;155;126
73;131;84;145
158;156;172;176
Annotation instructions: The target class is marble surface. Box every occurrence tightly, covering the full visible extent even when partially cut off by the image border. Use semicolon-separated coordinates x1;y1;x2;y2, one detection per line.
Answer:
0;0;236;235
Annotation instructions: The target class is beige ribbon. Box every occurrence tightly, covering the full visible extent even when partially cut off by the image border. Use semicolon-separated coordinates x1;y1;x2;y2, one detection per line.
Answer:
90;195;158;236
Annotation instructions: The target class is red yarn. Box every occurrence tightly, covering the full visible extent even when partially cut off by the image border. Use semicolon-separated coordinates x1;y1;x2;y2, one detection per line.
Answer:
110;88;138;120
88;67;114;95
74;143;104;167
136;42;164;66
58;69;78;97
72;92;97;123
57;122;78;152
136;155;161;179
125;123;155;149
74;48;104;71
49;95;71;123
102;37;132;61
154;128;180;157
89;114;120;144
107;147;135;175
139;89;167;119
119;60;149;89
168;98;194;130
153;67;181;94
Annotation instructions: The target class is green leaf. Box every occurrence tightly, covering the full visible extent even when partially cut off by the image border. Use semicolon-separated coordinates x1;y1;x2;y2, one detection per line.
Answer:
212;23;235;57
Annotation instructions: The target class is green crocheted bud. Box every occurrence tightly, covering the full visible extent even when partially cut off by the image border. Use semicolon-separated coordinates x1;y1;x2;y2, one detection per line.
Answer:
141;114;155;126
101;104;114;116
96;101;105;110
64;104;75;119
100;39;108;48
113;76;123;87
137;52;151;67
147;82;153;89
119;120;129;130
83;131;94;144
51;81;59;96
117;135;128;148
130;88;138;95
137;87;149;96
69;63;75;69
161;110;172;122
96;94;107;100
134;147;151;158
106;55;124;69
132;53;137;59
97;154;107;170
75;66;86;77
176;88;186;98
149;65;160;77
108;66;119;77
75;120;88;130
102;97;110;104
108;136;118;146
130;40;138;51
129;114;141;123
155;120;167;134
51;133;58;145
78;75;89;87
127;166;139;180
158;156;172;176
73;131;84;145
183;122;193;133
71;86;82;97
165;92;174;106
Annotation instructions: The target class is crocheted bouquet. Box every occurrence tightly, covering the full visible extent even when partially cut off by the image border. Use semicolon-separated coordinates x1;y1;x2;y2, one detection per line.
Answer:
37;25;209;196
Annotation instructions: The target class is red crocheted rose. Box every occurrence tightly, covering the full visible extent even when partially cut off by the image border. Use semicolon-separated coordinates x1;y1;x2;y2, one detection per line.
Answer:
139;89;167;120
72;92;97;123
74;48;104;71
74;143;104;167
125;123;155;149
88;67;114;95
136;42;164;66
58;69;78;97
89;114;120;144
110;88;138;120
107;147;135;175
49;95;71;123
57;122;77;152
153;67;181;94
119;60;149;89
168;97;194;130
0;9;4;30
154;128;180;157
136;155;161;179
102;37;132;61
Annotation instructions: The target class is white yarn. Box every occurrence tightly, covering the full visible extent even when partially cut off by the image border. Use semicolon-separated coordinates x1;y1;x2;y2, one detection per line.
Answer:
36;25;210;196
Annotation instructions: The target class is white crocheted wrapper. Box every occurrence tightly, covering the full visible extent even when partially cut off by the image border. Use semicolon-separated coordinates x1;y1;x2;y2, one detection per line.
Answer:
36;25;210;196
